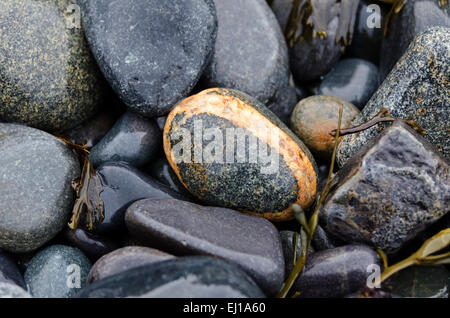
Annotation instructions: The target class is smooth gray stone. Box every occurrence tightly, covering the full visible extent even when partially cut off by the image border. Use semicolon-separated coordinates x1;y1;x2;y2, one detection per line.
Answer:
0;124;80;253
202;0;290;106
338;27;450;166
323;121;449;254
0;282;32;298
0;249;26;289
266;84;298;124
379;0;450;82
24;245;91;298
125;198;284;296
88;246;175;284
270;0;293;32
0;0;106;132
90;111;161;168
290;16;343;83
293;245;381;298
78;0;217;117
315;58;379;109
280;230;314;276
77;256;265;298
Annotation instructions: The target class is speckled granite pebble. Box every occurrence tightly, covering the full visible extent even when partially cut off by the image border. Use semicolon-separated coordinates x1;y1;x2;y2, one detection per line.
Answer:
202;0;290;107
0;0;106;132
77;256;265;298
338;27;450;166
78;0;217;117
24;245;91;298
88;246;175;284
0;124;80;253
323;121;450;254
0;282;31;298
125;198;284;296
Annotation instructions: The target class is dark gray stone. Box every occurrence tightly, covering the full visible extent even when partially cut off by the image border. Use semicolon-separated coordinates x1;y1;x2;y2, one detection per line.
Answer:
315;58;379;109
266;84;298;124
93;162;190;233
311;225;337;251
88;246;175;284
270;0;293;32
0;282;31;298
323;121;450;254
379;0;450;81
347;0;390;63
0;124;80;253
290;16;343;83
125;198;284;296
338;27;450;166
0;0;106;132
293;245;381;298
62;228;119;262
78;0;217;117
202;0;290;106
77;256;265;298
24;245;91;298
0;249;26;289
280;230;314;276
89;111;162;168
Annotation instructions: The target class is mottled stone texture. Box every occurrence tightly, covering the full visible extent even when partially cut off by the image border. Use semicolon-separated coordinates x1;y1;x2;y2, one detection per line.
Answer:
0;282;32;298
125;198;284;296
322;121;449;254
77;256;265;298
0;0;106;132
379;0;450;81
338;27;450;166
78;0;217;117
0;124;80;253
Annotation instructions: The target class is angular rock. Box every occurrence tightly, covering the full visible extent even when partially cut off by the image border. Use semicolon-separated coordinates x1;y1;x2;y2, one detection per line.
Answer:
88;246;175;284
90;111;162;168
0;249;26;289
93;162;190;233
314;58;379;109
293;245;381;297
77;256;265;298
202;0;290;107
163;88;318;221
0;0;106;132
0;124;80;253
338;27;450;166
125;198;284;296
0;282;32;298
290;95;360;161
78;0;217;117
379;0;450;81
323;121;450;254
24;245;91;298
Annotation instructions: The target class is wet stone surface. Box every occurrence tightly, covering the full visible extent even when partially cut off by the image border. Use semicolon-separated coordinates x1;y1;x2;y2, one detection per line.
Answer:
338;27;450;166
78;0;218;117
0;124;80;253
0;0;106;132
125;198;284;296
322;121;450;254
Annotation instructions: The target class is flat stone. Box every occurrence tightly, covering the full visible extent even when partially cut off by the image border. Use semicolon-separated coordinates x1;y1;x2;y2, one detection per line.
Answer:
0;124;80;253
163;88;318;222
90;111;162;168
290;16;343;83
0;282;32;298
314;58;379;109
24;245;91;298
322;121;450;254
78;0;217;117
77;256;265;298
292;245;381;297
290;95;360;161
0;249;26;289
338;27;450;166
379;0;450;81
88;246;175;284
92;162;190;233
125;198;284;296
202;0;289;108
62;228;119;262
0;0;106;132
